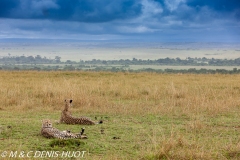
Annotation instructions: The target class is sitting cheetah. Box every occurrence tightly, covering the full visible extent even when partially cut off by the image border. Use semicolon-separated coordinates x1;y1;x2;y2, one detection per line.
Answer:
41;119;87;139
60;99;102;125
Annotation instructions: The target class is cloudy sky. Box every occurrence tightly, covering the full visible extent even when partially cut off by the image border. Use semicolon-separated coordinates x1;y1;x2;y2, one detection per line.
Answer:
0;0;240;42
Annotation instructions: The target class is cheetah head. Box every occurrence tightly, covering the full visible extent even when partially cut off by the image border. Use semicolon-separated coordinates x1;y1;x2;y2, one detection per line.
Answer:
42;119;53;128
64;99;73;110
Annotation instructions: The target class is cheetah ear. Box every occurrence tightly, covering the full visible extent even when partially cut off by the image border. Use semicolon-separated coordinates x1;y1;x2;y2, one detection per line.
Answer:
70;100;73;103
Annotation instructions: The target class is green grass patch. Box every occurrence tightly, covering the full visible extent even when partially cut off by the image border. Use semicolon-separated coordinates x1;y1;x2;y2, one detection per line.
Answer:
0;110;240;159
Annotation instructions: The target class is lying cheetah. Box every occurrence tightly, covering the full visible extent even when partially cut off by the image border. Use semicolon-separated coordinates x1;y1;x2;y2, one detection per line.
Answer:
60;99;102;125
41;119;87;139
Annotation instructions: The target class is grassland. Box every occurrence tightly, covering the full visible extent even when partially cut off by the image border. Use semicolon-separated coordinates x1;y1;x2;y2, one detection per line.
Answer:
0;71;240;159
129;65;240;71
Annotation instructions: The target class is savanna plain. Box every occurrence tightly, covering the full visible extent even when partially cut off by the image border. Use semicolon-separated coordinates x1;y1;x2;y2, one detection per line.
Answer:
0;71;240;159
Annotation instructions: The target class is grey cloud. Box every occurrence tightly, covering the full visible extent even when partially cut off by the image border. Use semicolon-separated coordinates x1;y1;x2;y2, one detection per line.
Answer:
0;0;143;22
0;0;239;42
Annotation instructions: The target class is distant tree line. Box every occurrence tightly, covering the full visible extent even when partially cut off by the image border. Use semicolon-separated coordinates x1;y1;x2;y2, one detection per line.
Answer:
1;55;240;66
1;55;240;74
0;55;61;64
81;57;240;66
1;64;240;74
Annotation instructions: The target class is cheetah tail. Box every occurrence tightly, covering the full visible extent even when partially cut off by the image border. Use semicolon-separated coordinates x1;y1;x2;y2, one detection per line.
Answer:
80;128;85;135
96;120;103;124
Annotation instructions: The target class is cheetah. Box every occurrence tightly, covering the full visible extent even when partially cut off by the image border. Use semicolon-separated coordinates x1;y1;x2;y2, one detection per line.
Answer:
60;99;102;125
41;119;87;139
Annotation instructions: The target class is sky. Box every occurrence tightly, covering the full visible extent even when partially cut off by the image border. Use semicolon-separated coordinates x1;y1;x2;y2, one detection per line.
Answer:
0;0;240;42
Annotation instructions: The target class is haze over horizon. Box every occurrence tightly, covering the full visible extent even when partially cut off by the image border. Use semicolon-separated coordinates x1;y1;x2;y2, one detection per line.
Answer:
0;0;240;42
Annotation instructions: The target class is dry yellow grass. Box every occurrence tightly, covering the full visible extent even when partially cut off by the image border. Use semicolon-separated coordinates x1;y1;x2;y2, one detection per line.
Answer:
1;71;239;115
0;71;240;159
